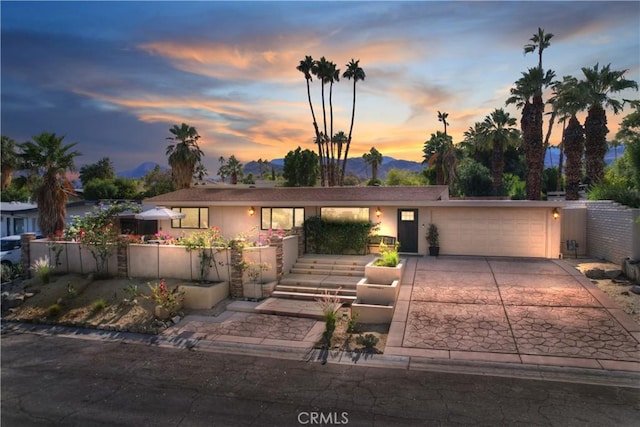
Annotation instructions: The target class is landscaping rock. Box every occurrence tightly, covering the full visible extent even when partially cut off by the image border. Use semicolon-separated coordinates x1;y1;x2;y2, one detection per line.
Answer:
630;285;640;295
585;268;622;280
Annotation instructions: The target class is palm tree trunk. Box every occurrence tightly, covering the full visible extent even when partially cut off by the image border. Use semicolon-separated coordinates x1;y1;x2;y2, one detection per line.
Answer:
306;79;325;186
341;79;358;185
557;121;566;191
492;139;505;195
522;97;545;200
563;116;584;200
584;104;608;185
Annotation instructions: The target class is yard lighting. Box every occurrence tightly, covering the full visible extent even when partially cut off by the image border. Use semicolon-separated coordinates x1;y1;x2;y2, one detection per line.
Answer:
552;208;559;220
248;206;255;216
375;207;382;218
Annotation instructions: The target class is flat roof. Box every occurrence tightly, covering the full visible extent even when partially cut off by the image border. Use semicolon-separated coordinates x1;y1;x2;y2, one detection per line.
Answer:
145;186;451;206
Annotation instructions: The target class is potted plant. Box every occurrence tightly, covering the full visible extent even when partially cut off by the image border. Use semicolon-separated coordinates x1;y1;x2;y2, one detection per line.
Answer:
364;242;404;285
427;223;439;256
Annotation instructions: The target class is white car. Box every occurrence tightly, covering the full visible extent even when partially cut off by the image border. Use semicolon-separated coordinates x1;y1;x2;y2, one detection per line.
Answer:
0;236;22;267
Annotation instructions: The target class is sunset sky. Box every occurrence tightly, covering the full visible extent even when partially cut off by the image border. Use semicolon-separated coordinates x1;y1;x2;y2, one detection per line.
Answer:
2;1;639;173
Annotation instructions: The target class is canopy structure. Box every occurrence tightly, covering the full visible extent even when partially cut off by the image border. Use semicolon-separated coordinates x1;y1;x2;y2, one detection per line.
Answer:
134;207;185;221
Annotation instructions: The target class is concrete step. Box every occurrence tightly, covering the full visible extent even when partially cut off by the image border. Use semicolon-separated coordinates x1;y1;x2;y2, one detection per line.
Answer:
275;285;357;295
271;290;357;303
290;267;364;276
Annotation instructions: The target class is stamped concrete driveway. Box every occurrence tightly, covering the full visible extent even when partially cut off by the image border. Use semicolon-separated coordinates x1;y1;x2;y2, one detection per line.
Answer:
386;256;640;372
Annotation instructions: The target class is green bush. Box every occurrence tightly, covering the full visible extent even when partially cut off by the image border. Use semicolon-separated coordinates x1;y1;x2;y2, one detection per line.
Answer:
47;303;62;317
455;159;492;196
304;216;376;255
92;298;107;313
374;242;399;267
503;173;526;200
588;176;640;208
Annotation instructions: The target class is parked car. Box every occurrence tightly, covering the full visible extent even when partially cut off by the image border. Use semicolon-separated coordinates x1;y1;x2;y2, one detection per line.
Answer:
0;235;22;266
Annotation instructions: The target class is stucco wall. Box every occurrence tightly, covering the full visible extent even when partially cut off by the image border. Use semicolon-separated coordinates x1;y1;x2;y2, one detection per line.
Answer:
586;201;640;263
560;203;588;257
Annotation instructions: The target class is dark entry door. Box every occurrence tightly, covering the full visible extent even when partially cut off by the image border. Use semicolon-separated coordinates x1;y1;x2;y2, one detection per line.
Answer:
397;209;419;253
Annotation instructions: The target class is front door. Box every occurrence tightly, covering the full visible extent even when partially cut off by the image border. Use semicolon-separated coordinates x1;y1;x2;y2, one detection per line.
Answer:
397;209;419;253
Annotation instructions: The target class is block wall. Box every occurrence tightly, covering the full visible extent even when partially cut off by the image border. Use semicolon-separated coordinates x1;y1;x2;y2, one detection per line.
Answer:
586;201;640;263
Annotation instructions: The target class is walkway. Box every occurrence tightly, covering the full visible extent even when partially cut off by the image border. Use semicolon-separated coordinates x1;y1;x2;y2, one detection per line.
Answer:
161;256;640;380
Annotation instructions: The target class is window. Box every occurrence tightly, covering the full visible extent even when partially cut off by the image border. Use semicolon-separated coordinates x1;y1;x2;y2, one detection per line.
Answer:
261;208;304;230
400;211;415;221
171;207;209;229
321;207;370;221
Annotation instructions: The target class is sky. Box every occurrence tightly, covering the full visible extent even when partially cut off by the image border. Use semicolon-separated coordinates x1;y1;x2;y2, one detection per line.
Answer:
1;1;639;174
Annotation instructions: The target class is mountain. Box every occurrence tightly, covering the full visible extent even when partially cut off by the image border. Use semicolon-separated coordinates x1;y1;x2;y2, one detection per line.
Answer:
543;145;626;169
117;162;165;178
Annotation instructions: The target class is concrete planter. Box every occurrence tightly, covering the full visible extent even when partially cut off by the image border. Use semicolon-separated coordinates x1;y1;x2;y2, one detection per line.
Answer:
179;281;229;310
352;301;395;324
356;278;400;305
364;260;404;285
242;281;277;300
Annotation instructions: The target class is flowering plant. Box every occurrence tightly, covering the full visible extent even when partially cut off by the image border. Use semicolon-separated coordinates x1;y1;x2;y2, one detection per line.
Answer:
153;231;176;244
142;279;184;314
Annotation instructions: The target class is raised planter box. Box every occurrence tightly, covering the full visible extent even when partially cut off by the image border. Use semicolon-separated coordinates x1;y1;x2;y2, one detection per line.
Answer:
352;300;395;324
356;278;400;305
179;281;229;310
242;281;277;300
364;259;405;285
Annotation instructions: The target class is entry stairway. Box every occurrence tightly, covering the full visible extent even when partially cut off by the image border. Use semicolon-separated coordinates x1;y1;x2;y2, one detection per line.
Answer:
270;254;375;304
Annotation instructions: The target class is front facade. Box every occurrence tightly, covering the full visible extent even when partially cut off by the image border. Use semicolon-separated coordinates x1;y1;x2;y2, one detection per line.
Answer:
145;185;563;258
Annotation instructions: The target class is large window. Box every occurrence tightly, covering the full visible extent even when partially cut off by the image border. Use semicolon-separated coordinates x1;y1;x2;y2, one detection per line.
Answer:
321;207;370;221
171;207;209;229
261;207;304;230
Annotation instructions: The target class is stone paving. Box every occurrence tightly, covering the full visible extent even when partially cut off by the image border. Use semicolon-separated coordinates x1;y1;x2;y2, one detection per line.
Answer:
393;256;640;367
159;255;640;374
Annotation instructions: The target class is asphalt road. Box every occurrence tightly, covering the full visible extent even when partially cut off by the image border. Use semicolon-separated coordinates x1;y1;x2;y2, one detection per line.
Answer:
1;330;639;426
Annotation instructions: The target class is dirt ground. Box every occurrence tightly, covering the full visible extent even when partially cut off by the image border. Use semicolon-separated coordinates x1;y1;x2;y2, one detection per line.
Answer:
318;306;389;354
2;274;182;333
563;258;640;325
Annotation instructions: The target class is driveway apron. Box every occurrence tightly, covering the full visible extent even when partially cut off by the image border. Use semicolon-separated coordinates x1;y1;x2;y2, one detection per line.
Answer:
386;256;640;372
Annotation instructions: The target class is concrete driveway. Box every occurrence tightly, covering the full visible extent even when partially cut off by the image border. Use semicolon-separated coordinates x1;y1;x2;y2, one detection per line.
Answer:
386;256;640;372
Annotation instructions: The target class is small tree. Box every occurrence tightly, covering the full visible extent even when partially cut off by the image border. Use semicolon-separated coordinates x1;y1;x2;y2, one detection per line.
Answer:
65;203;140;277
180;226;229;282
283;147;319;187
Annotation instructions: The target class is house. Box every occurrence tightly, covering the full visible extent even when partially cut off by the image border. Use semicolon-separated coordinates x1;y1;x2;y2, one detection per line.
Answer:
145;185;563;258
1;200;100;238
1;202;39;237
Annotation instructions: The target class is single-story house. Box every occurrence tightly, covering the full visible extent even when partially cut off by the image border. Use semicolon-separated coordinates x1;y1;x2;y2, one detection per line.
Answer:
1;200;100;238
145;185;563;258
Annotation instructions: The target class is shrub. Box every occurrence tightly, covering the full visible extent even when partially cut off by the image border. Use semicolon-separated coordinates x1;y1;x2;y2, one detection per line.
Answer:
31;256;52;284
455;159;492;196
47;303;62;317
92;298;107;313
304;216;377;255
503;173;526;200
588;176;640;208
142;279;184;315
374;242;399;267
356;333;379;351
316;289;342;346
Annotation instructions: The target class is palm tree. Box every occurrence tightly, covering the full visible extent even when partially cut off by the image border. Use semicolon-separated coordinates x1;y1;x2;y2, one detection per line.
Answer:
297;56;324;185
166;123;203;189
363;147;383;182
1;135;20;190
480;109;520;195
579;63;638;185
193;162;208;185
423;131;455;186
332;131;347;180
327;61;340;186
524;28;554;73
438;111;449;135
20;132;81;236
506;67;556;199
461;123;487;162
225;155;243;185
341;59;365;185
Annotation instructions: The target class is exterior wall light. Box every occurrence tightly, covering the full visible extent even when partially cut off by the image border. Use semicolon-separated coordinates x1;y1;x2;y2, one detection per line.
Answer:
552;208;559;220
248;206;255;216
375;207;382;218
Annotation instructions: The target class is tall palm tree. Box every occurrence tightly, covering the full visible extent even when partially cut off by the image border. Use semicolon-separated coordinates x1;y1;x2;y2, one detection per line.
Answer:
438;111;449;135
480;109;520;195
327;61;340;186
341;59;365;185
362;147;383;182
225;155;243;185
524;28;554;74
193;162;208;185
423;131;455;186
297;56;324;185
461;123;487;162
1;135;20;190
166;123;203;189
21;132;81;236
312;57;333;186
506;67;556;199
579;63;638;185
551;76;587;200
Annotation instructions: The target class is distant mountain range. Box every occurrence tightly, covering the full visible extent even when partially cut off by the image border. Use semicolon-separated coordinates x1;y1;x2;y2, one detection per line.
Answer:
117;146;625;181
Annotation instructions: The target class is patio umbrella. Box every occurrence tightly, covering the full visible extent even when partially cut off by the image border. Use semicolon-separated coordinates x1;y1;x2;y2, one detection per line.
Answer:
134;207;185;220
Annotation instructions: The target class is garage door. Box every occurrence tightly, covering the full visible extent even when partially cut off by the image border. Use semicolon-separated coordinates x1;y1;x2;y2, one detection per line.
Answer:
432;208;547;257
